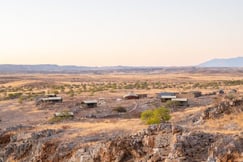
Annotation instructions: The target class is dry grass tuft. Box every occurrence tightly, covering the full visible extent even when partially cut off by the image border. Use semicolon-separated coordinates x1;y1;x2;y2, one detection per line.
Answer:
199;112;243;134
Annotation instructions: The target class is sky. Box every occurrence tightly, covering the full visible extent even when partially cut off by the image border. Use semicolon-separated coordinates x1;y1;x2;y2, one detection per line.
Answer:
0;0;243;66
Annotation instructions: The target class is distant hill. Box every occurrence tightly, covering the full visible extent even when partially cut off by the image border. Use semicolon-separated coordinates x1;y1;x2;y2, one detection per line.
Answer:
0;64;162;73
0;64;90;73
0;64;243;74
198;57;243;67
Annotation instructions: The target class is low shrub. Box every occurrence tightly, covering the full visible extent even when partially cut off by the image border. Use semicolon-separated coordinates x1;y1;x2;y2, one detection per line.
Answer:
225;94;236;100
165;100;180;108
7;93;23;99
141;107;171;124
48;111;73;123
113;106;127;113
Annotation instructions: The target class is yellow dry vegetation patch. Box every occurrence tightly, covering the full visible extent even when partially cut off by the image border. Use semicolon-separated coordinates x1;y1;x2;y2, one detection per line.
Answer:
2;80;39;87
34;119;147;140
171;106;208;123
200;112;243;135
22;73;242;83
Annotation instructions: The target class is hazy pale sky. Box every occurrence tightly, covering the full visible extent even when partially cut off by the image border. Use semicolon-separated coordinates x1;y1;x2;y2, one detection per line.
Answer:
0;0;242;66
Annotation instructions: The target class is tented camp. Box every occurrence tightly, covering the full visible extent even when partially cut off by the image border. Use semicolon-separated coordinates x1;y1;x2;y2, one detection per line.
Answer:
161;95;177;102
81;100;98;108
36;96;63;105
171;98;189;106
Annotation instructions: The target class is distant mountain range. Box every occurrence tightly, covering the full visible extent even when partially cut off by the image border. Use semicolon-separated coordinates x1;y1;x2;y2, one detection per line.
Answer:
0;57;242;73
0;64;163;73
199;57;243;67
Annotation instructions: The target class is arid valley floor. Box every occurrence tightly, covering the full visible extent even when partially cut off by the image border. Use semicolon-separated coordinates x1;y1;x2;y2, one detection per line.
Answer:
0;72;242;162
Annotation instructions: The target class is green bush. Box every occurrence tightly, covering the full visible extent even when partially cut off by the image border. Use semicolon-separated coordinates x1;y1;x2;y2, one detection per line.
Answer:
141;107;171;124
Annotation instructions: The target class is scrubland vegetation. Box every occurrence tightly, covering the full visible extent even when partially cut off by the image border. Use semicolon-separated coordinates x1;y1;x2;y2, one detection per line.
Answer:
0;73;242;161
0;78;242;102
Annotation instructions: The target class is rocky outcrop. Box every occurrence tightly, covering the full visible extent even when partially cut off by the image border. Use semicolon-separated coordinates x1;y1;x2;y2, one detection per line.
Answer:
1;97;243;162
207;136;243;162
1;123;242;162
69;123;243;162
69;124;173;162
0;128;75;162
167;132;216;161
201;98;243;120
